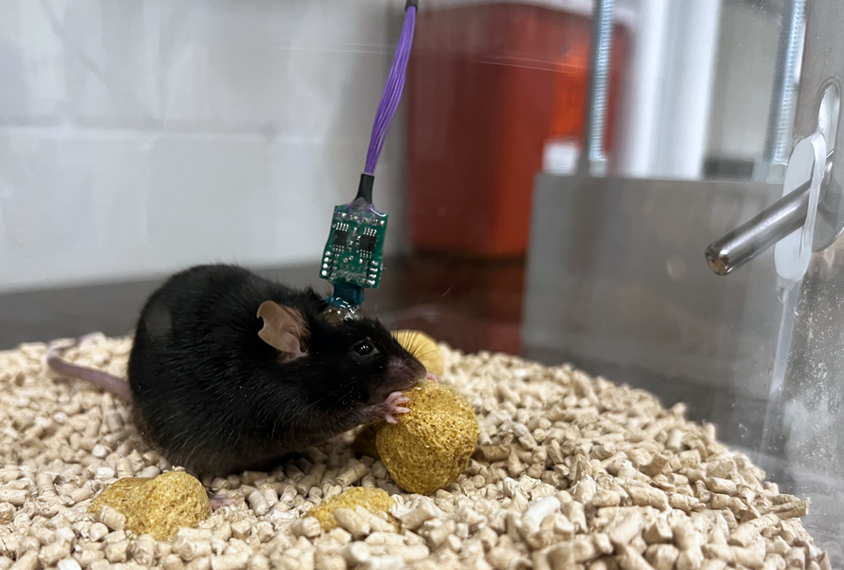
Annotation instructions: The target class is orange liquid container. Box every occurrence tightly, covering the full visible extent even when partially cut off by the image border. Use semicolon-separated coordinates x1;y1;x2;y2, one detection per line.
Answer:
406;2;628;257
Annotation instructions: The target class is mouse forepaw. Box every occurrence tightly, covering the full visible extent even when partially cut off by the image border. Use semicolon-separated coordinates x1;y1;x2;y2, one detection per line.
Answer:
384;391;410;406
426;372;438;382
375;391;411;424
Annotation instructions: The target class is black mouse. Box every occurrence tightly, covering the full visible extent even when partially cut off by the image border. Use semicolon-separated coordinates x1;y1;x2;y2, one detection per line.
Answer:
47;264;428;477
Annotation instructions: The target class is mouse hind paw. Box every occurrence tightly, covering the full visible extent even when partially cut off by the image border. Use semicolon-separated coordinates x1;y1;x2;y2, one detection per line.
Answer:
206;491;235;512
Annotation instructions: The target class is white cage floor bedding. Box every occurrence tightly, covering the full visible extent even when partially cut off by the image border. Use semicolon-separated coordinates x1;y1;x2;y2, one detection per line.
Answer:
0;335;832;570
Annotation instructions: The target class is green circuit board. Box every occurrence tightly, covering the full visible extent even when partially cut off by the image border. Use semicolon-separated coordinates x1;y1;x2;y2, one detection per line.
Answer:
320;199;388;289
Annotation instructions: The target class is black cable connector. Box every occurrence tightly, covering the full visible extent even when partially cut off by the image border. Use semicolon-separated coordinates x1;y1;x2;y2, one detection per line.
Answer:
355;173;375;204
406;0;418;10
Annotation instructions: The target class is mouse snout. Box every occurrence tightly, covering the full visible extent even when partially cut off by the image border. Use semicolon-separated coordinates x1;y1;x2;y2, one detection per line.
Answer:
380;356;425;396
403;356;427;384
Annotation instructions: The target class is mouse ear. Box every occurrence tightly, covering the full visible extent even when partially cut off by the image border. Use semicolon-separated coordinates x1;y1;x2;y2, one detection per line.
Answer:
256;301;309;360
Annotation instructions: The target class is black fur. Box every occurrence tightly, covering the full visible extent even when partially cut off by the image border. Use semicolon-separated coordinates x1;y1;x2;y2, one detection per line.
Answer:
128;264;424;476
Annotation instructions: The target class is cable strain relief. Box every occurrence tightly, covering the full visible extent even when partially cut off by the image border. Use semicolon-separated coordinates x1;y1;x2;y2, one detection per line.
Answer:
330;281;365;308
356;173;375;204
405;0;418;10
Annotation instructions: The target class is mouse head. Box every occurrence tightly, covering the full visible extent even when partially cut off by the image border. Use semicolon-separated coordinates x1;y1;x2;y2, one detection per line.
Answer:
256;300;425;406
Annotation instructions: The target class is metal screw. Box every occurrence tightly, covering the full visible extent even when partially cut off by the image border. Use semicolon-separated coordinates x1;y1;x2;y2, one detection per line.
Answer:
582;0;615;176
764;0;806;169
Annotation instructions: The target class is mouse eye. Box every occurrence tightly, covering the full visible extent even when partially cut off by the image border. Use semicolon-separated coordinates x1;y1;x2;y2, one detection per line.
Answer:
353;340;375;356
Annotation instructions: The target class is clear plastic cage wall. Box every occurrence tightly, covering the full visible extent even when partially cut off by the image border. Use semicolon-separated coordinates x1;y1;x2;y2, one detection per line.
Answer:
523;0;844;562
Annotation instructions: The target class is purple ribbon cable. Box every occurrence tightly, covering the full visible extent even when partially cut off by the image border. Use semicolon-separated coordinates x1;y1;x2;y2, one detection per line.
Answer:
363;6;417;176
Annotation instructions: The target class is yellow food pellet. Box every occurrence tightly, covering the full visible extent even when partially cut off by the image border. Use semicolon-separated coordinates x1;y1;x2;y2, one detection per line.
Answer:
352;423;382;460
392;330;444;377
307;487;395;531
89;471;210;541
89;477;147;514
376;381;480;495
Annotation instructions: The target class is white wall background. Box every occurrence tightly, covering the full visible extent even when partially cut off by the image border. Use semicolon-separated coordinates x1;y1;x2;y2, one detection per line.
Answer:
0;0;784;293
0;0;408;293
613;0;724;180
613;0;782;180
706;0;782;160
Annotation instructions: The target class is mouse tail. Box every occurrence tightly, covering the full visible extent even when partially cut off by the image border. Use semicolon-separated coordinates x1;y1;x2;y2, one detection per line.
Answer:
45;339;133;403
